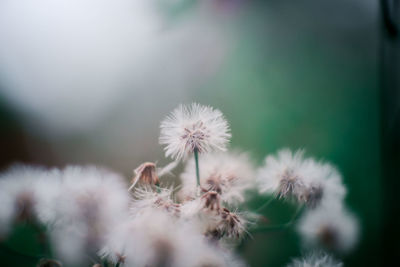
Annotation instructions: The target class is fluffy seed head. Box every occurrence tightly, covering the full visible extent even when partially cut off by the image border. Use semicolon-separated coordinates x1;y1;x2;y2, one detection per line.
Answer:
201;191;221;212
131;186;181;217
216;208;247;239
0;165;61;237
180;151;255;205
160;103;231;160
257;149;346;208
100;209;239;267
286;251;343;267
297;204;359;253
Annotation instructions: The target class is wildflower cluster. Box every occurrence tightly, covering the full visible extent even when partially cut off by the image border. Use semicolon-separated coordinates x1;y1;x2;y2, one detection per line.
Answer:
0;103;359;267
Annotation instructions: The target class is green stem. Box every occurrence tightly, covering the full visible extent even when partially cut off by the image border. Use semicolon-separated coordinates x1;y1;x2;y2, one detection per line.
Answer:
239;204;305;252
155;184;161;193
194;148;200;187
255;197;275;213
285;204;304;226
252;204;305;233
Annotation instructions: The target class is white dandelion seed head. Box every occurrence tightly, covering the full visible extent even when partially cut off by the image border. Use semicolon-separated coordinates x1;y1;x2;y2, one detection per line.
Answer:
0;164;61;237
208;208;249;241
298;159;346;209
286;251;343;267
257;149;306;197
178;197;220;236
159;103;231;160
297;204;359;253
180;151;256;205
130;186;180;217
257;149;346;208
100;209;236;267
43;165;130;265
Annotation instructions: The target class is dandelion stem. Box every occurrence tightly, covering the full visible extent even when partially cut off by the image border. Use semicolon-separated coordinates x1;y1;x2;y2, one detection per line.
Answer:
255;197;275;213
285;204;304;226
155;184;161;193
250;204;305;233
194;148;200;187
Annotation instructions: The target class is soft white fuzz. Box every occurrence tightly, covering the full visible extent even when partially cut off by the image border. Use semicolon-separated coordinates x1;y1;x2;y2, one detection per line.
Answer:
257;149;346;208
160;103;231;160
297;204;359;253
180;151;255;205
286;251;343;267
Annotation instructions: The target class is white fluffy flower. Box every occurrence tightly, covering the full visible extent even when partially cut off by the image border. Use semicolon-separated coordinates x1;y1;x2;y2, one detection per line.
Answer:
100;209;242;267
0;164;61;237
42;166;130;265
180;151;255;205
286;251;343;267
130;186;180;217
159;103;231;160
297;204;359;253
179;197;252;244
257;149;346;208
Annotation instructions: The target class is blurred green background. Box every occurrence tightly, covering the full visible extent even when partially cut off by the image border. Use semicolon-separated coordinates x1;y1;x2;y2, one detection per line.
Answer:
0;0;393;266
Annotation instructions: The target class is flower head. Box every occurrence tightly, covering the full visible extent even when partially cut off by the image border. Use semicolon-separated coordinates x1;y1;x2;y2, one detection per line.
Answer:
0;165;61;237
130;186;181;217
297;204;359;253
42;166;130;265
286;251;343;267
257;149;346;208
160;103;231;160
180;151;255;205
100;209;240;267
212;208;247;240
128;162;159;191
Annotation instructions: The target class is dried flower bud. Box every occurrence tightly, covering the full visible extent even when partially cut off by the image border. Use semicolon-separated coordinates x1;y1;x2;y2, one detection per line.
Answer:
201;191;221;212
129;162;159;191
218;208;245;239
204;173;223;194
206;208;246;240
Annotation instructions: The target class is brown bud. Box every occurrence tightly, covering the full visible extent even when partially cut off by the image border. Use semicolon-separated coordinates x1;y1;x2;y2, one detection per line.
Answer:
219;208;243;238
131;162;159;186
201;191;221;212
204;173;223;194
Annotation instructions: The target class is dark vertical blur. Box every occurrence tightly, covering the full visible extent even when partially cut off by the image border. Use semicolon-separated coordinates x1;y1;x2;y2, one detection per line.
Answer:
380;0;400;265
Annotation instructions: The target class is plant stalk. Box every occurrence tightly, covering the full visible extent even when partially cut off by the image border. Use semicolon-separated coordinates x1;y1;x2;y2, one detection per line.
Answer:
194;148;200;187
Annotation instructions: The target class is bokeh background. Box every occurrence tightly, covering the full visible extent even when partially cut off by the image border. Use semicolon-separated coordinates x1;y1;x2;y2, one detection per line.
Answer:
0;0;398;266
